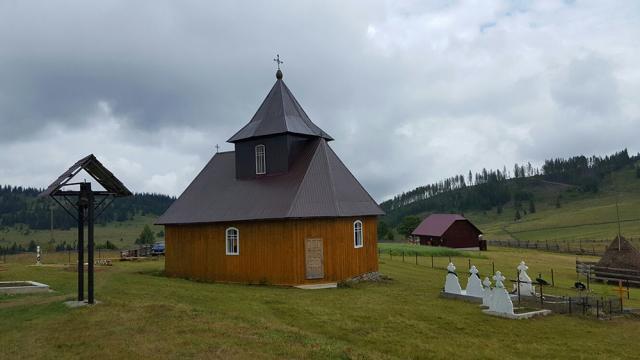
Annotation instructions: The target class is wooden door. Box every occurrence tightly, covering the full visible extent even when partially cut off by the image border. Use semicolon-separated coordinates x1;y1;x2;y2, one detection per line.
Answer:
305;238;324;279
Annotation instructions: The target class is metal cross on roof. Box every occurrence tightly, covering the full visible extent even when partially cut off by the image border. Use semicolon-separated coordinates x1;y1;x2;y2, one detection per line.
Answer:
273;54;283;70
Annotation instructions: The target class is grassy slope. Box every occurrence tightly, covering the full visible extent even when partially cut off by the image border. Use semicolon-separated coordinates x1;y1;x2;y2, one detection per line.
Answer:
461;166;640;242
0;215;164;250
1;249;640;359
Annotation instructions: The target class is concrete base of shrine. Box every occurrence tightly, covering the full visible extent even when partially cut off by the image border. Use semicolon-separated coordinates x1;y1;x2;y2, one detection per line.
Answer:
440;290;483;303
482;308;552;319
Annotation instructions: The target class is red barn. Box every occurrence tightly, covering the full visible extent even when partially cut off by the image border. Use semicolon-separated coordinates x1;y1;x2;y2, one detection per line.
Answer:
411;214;482;249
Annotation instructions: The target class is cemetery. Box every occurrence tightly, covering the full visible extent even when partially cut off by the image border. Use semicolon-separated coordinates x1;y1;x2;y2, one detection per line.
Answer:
440;257;631;320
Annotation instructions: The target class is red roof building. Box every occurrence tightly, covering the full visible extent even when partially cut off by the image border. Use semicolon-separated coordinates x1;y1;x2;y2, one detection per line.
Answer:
411;214;482;249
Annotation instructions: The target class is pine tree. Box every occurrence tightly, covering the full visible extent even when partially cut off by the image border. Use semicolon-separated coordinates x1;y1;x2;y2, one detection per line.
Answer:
528;199;536;214
27;240;37;252
514;210;521;221
135;225;155;245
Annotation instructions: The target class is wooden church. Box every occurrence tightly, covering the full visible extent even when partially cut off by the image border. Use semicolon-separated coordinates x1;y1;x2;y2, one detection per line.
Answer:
157;67;384;285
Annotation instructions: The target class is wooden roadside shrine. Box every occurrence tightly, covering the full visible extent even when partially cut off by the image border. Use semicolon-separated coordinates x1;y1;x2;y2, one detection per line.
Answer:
39;154;131;304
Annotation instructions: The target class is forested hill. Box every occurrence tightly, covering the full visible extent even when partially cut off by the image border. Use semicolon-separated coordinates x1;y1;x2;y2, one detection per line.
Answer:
380;149;640;230
0;186;175;230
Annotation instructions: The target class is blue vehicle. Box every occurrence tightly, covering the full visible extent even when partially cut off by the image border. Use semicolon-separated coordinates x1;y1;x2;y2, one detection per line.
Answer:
151;242;165;256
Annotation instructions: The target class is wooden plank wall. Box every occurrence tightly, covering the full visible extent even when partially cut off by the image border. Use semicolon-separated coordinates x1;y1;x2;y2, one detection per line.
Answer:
165;216;378;285
442;221;481;248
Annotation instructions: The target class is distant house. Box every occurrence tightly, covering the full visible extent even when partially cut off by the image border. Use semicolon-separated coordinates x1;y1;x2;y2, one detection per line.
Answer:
411;214;482;249
156;68;384;285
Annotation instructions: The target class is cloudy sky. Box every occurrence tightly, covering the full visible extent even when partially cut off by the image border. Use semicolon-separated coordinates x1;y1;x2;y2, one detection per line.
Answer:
1;1;638;202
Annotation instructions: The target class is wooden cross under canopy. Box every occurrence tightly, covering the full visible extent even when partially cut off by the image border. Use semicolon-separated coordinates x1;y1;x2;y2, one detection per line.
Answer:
39;154;132;304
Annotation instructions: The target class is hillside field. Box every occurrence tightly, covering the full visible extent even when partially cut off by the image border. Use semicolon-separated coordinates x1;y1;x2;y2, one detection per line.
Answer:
0;215;164;251
2;248;640;359
459;167;640;242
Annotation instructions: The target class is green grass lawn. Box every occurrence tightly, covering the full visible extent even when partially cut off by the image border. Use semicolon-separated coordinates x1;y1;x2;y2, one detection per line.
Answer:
2;248;640;359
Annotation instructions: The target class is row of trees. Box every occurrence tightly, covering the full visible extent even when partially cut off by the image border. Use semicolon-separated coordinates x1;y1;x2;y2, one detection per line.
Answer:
0;185;175;230
542;149;634;192
380;149;639;230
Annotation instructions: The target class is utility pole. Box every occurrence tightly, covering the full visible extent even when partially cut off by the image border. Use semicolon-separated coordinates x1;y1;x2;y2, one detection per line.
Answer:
614;172;622;250
50;206;54;242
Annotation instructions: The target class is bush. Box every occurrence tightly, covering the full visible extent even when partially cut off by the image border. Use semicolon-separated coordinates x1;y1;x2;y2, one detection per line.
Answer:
135;225;155;245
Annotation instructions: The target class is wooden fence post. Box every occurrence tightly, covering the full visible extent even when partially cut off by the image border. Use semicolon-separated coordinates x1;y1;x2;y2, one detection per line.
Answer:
551;268;555;287
431;255;434;268
415;253;418;265
402;251;405;262
627;280;631;300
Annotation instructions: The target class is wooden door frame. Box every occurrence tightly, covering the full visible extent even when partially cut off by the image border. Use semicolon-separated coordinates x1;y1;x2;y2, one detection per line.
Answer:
305;238;324;280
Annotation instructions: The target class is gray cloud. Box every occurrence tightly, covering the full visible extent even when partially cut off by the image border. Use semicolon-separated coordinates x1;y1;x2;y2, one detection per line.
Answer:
0;1;639;201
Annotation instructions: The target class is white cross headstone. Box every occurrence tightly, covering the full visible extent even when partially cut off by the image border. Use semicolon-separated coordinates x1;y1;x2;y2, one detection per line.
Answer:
444;262;462;294
36;245;41;265
465;265;484;298
482;276;493;307
491;271;514;315
516;260;535;296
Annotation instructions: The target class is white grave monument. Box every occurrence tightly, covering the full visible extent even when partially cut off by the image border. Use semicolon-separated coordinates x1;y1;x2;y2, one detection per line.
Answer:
490;271;514;315
482;277;493;307
465;265;484;298
444;262;462;294
36;245;41;265
515;261;536;296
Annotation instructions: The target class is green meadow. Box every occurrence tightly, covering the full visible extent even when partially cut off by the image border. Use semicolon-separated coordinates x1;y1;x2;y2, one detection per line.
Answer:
2;248;640;359
466;167;640;242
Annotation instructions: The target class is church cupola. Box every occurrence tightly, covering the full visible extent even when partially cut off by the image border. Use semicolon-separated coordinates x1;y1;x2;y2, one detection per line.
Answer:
227;66;333;179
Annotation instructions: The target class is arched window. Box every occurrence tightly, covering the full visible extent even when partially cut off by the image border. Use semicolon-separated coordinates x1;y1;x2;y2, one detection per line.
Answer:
226;227;239;255
255;144;266;174
353;220;363;248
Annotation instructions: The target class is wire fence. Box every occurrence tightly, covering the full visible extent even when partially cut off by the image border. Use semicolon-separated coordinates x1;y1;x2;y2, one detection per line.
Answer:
377;248;557;286
488;237;640;256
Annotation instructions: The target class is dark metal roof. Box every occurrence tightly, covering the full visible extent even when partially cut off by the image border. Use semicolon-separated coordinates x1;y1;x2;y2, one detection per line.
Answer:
156;139;383;225
39;154;132;198
227;76;333;143
411;214;482;237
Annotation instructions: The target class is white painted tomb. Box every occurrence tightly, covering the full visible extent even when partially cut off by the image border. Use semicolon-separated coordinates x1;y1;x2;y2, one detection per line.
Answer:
465;265;484;298
482;277;493;307
444;262;462;294
514;261;536;296
488;271;514;315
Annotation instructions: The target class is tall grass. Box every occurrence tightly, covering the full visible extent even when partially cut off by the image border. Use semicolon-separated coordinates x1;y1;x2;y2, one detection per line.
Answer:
378;243;485;258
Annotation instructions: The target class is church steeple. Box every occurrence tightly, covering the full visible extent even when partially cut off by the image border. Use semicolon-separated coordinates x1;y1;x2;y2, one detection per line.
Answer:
227;62;332;143
229;60;334;179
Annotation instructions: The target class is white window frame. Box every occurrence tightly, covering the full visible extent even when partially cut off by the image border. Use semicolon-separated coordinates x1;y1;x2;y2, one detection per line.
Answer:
255;144;266;175
225;227;239;255
353;220;363;248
